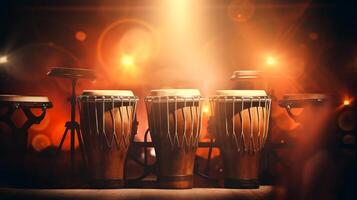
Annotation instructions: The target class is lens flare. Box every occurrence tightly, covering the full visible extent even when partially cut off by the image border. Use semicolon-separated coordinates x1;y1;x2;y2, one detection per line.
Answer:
266;56;276;66
120;54;135;67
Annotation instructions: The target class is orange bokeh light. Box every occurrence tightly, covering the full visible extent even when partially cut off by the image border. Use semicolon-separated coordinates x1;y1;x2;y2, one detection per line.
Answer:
343;99;351;106
31;134;51;152
75;31;87;41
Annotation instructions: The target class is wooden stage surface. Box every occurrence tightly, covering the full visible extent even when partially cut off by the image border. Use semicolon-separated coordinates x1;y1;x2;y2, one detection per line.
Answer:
0;186;274;200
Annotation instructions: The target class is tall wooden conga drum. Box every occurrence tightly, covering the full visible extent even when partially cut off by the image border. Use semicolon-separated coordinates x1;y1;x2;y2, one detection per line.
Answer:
210;90;271;188
79;90;138;188
145;89;203;189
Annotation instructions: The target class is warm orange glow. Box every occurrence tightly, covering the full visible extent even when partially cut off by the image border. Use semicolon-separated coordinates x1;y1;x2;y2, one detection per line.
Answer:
51;123;79;151
266;56;276;65
31;134;52;152
120;54;135;67
343;99;351;106
0;55;8;64
228;0;255;22
30;113;50;131
75;31;87;41
202;105;210;114
96;19;159;87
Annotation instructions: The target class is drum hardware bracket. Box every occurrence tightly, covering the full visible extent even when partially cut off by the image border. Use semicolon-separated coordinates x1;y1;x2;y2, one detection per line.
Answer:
285;105;300;122
0;103;51;147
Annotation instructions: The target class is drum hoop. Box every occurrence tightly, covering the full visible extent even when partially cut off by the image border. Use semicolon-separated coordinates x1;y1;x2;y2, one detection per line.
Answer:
209;96;270;102
78;95;139;103
209;96;271;153
0;95;51;106
145;95;203;148
144;96;204;102
0;101;53;108
80;95;138;150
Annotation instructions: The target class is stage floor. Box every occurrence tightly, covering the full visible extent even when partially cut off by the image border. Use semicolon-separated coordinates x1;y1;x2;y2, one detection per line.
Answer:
0;186;274;200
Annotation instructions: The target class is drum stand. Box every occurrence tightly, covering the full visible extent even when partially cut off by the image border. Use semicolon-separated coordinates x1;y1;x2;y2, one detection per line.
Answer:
55;78;86;174
48;67;95;175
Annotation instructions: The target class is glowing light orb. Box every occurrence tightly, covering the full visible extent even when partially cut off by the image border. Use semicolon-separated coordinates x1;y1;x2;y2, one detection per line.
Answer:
343;99;351;106
266;56;276;66
202;105;210;114
120;54;135;67
0;55;8;64
32;134;52;152
75;31;87;41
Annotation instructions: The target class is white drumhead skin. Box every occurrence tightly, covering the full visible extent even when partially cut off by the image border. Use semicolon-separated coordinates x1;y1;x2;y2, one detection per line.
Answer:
150;89;201;97
82;90;134;97
215;90;267;97
0;95;50;102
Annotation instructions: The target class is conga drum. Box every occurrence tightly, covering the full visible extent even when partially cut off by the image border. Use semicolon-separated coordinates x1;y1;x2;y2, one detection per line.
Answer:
0;95;52;185
145;89;203;189
79;90;138;188
210;90;271;188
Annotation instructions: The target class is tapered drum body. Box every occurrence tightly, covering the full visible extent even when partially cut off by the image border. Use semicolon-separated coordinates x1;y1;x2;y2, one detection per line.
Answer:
145;89;203;189
79;90;138;188
210;90;271;188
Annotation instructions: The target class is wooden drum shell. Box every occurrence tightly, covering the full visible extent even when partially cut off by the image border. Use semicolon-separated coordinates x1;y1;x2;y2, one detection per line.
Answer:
211;96;271;188
80;97;137;188
146;98;202;189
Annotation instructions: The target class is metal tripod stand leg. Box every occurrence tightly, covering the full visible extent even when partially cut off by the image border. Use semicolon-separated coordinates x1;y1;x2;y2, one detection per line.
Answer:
56;121;86;174
56;126;70;156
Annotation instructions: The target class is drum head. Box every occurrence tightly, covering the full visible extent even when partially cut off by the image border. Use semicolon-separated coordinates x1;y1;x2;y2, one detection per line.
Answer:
215;90;267;97
231;70;262;80
81;90;134;97
0;95;50;103
149;89;201;97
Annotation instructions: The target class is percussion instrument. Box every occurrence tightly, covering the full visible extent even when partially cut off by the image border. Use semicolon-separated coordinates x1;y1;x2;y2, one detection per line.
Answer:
0;95;52;150
79;90;138;188
145;89;203;189
48;67;95;173
210;90;271;188
0;95;52;185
